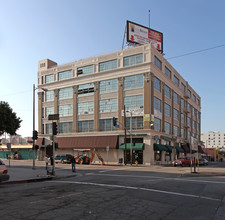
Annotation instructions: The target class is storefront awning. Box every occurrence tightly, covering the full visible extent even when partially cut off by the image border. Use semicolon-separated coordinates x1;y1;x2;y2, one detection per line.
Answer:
56;136;118;149
176;146;185;153
119;143;144;150
153;143;168;152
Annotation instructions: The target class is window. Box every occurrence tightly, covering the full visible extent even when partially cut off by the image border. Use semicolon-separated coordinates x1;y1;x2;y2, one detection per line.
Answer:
77;65;94;76
173;108;179;121
165;66;171;78
173;125;178;137
100;99;118;113
100;79;118;94
164;103;171;117
187;89;191;98
192;107;196;116
125;117;143;130
181;128;184;138
154;77;161;92
173;92;179;104
46;90;54;102
164;85;171;99
78;83;94;97
124;74;143;90
124;54;143;67
174;75;179;86
192;94;196;102
181;113;185;123
59;122;73;133
46;123;52;135
45;106;54;118
181;83;186;92
99;60;117;72
197;99;200;106
181;98;184;109
187;117;191;126
164;121;171;134
99;118;118;131
197;111;200;119
154;56;162;70
154;97;161;112
192;120;196;129
45;74;54;84
154;118;161;132
124;95;143;110
58;70;73;81
78;102;94;115
59;104;73;117
78;120;94;132
59;87;73;100
187;103;190;112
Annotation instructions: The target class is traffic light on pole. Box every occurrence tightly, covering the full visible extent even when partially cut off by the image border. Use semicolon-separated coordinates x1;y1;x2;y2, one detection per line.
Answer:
113;117;117;126
52;122;58;135
33;130;38;140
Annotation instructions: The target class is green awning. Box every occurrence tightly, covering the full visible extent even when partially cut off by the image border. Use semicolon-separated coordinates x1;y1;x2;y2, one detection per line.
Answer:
176;146;185;153
166;145;173;152
119;143;144;150
153;143;168;152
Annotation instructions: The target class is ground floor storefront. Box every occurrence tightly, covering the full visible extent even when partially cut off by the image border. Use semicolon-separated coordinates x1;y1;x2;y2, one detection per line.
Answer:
36;132;204;166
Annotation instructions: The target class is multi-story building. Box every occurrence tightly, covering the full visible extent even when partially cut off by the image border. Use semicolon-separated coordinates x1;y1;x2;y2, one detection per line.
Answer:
36;43;201;165
201;131;225;149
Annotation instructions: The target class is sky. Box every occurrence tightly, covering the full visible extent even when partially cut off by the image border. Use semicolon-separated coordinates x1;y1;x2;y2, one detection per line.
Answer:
0;0;225;137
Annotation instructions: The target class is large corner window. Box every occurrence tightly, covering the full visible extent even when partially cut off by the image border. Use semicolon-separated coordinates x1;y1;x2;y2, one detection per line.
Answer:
124;95;143;110
100;99;118;113
78;102;94;115
124;74;143;90
59;104;73;117
124;54;143;67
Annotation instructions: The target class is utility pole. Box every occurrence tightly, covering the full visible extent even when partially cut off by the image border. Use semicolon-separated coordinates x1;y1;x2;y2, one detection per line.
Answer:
124;105;127;165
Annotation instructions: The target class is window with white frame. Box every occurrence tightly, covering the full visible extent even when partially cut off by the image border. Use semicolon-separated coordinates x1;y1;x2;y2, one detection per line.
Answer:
99;99;118;113
59;87;73;100
45;74;54;84
123;54;143;67
59;104;73;117
99;60;117;72
124;74;143;90
78;102;94;115
58;70;73;81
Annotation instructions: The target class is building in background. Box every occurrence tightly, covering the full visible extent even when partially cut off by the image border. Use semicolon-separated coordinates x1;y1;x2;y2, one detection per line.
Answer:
36;43;201;165
201;131;225;149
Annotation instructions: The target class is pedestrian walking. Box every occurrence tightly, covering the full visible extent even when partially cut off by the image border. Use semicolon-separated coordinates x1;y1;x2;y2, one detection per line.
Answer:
71;156;76;172
44;155;49;170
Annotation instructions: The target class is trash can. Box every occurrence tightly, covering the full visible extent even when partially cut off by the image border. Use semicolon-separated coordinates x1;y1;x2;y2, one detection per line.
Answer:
47;165;53;175
119;158;123;164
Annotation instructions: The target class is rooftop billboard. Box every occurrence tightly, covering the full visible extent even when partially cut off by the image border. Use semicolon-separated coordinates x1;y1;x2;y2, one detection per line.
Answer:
127;20;163;53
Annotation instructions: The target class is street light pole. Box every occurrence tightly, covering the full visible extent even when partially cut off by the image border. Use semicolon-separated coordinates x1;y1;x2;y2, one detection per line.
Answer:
32;84;36;169
130;111;133;166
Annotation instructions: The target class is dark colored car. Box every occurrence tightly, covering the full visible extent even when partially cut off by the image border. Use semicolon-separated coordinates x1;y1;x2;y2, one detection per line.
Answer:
55;154;73;164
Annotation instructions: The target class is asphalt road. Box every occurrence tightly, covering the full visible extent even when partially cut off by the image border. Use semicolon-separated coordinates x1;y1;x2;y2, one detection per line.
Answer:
1;166;225;220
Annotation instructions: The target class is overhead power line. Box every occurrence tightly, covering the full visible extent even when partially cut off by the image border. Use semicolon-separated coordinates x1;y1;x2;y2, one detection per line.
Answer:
166;44;225;60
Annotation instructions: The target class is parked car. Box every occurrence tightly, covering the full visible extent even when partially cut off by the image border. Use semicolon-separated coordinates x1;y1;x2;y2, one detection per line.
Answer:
54;154;73;164
172;156;193;167
0;159;10;182
199;158;209;166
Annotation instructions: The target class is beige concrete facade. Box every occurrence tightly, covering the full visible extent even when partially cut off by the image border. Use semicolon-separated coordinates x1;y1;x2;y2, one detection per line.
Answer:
37;43;201;165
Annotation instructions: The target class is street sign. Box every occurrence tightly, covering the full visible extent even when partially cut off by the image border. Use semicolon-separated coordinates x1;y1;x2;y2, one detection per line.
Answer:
48;114;59;120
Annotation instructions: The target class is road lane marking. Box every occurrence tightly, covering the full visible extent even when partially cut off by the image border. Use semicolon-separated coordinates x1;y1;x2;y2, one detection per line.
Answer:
86;173;225;185
51;180;221;202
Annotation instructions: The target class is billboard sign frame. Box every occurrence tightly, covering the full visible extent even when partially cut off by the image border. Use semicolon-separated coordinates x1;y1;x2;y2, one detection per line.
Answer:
126;20;163;53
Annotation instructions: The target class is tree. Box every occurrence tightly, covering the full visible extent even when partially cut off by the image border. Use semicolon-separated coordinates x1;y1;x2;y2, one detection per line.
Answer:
0;101;22;136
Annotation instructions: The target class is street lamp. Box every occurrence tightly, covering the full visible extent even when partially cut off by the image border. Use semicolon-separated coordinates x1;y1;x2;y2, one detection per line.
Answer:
32;84;47;169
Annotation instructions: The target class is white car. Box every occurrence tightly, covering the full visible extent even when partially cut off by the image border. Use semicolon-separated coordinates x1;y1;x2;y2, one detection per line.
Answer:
0;159;10;182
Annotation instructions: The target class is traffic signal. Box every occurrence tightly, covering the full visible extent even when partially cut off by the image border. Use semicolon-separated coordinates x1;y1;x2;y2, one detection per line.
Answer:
113;117;117;126
52;122;58;135
33;130;38;140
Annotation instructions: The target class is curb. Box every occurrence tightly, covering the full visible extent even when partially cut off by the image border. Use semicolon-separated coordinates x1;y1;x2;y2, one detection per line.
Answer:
0;173;77;185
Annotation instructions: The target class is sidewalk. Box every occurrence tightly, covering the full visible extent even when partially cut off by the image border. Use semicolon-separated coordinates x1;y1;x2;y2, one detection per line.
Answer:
1;159;225;184
0;159;77;184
